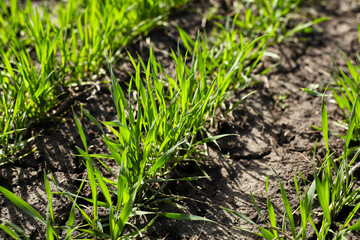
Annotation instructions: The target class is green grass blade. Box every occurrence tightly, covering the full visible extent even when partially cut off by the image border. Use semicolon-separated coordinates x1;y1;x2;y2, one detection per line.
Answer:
258;226;276;240
341;201;360;230
65;181;84;239
321;89;329;154
285;17;328;38
0;186;45;225
34;71;55;99
177;26;194;54
250;191;266;223
314;170;331;223
347;219;360;231
1;220;30;240
148;140;185;174
0;224;21;240
221;206;259;226
116;184;139;235
73;109;87;151
159;212;216;223
265;177;278;238
273;169;296;238
94;168;112;206
43;171;54;224
77;147;98;227
344;94;358;157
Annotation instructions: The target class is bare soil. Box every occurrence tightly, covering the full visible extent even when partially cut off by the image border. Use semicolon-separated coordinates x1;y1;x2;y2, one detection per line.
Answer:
1;0;360;239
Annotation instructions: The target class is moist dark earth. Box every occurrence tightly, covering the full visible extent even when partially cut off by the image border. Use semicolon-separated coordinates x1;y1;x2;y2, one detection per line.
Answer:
1;0;360;239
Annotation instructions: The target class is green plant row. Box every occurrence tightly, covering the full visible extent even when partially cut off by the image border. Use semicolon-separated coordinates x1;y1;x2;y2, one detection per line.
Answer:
0;0;188;163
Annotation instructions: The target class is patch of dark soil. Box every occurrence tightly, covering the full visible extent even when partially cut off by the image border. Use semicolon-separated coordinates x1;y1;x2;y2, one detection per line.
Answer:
213;87;274;160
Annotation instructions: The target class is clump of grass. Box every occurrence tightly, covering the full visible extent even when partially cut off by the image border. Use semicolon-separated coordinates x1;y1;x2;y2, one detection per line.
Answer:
208;0;327;46
0;0;189;163
68;30;265;236
0;0;28;53
303;28;360;147
185;0;327;95
331;53;360;144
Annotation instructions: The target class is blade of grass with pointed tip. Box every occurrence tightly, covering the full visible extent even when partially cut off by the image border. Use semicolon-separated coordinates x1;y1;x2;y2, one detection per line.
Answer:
65;181;85;239
221;206;275;239
77;147;98;228
285;17;328;38
321;89;329;154
43;170;55;227
249;190;266;223
225;91;257;115
159;212;216;223
347;219;360;231
341;201;360;230
344;94;358;158
273;169;296;238
314;168;331;224
73;109;87;151
265;176;278;238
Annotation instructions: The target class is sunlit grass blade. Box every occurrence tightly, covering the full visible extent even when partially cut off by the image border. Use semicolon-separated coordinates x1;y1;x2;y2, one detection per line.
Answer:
76;147;98;230
116;184;139;235
284;17;328;39
43;170;58;240
0;186;45;225
64;181;85;239
273;169;296;238
148;140;185;175
222;206;276;239
344;94;359;158
314;164;331;224
341;201;360;230
0;224;21;240
73;109;87;151
321;89;330;154
2;219;30;240
221;206;258;226
265;176;278;238
159;212;216;223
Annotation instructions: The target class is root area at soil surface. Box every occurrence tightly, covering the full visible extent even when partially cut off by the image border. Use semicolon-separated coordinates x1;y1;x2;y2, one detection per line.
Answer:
1;0;360;239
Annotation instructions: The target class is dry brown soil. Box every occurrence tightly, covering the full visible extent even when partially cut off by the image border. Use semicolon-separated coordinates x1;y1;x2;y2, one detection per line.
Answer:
1;0;360;239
